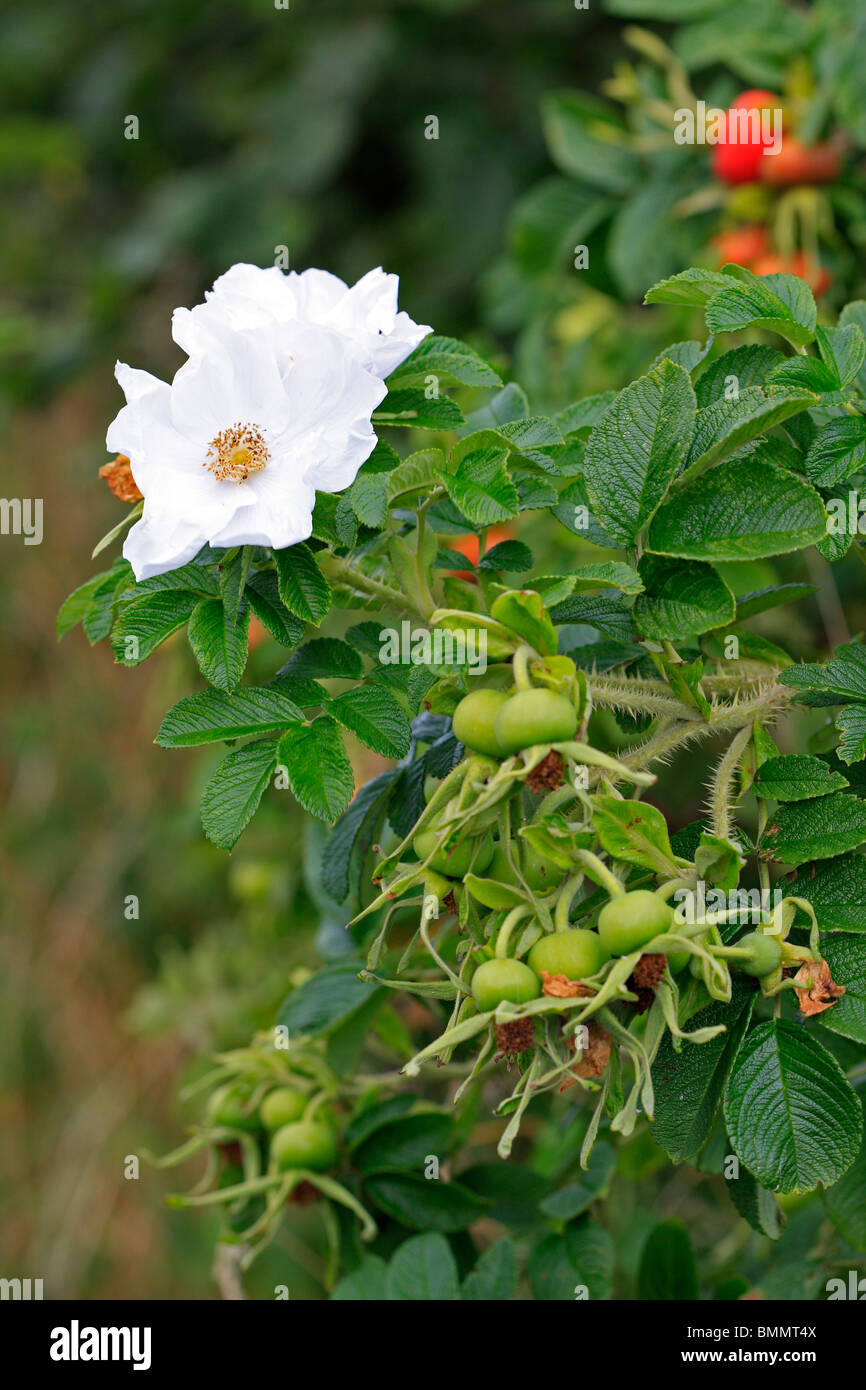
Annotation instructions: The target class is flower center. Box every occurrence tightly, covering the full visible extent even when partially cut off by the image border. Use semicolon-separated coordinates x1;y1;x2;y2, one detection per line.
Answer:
204;423;269;484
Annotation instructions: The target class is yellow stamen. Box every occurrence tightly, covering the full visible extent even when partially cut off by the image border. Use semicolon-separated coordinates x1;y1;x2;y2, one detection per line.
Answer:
205;423;269;484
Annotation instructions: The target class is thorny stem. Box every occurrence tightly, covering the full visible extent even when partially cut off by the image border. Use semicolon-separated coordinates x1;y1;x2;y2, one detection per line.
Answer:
709;725;752;840
616;684;790;779
321;554;422;617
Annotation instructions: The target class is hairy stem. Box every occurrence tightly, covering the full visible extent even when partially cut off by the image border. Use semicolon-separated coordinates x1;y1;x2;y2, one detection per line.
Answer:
708;725;752;840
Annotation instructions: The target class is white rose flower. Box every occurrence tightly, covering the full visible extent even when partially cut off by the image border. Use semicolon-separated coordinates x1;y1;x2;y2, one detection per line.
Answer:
172;263;431;377
108;315;389;581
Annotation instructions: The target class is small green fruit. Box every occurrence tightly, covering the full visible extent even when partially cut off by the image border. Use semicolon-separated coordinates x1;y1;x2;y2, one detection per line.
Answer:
472;958;541;1012
259;1087;308;1132
494;689;577;755
528;929;610;980
597;890;675;956
452;690;508;757
271;1120;338;1173
737;931;783;978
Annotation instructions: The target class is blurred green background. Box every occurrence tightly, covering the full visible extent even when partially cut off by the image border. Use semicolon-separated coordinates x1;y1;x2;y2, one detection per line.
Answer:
0;0;623;1299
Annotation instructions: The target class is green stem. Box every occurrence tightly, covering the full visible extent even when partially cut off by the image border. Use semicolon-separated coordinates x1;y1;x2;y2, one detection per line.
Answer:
512;644;536;692
709;725;752;840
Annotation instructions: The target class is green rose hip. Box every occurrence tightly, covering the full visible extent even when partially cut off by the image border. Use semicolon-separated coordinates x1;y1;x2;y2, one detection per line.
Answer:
597;890;675;956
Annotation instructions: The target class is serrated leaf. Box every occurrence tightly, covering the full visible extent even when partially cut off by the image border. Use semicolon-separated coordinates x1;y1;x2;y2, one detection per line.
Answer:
634;555;734;641
199;739;278;850
754;755;849;802
329;685;412;759
554;392;617;436
583;359;696;546
695;345;787;408
245;569;306;648
705;271;817;348
374;389;464;430
726;1164;785;1239
572;561;644;595
803;417;866;487
384;1233;459;1300
274;544;331;625
644;266;736;308
682;387;816;477
652;978;757;1162
723;1020;860;1192
818;934;866;1043
110;589;200;665
156;679;308;747
648;458;826;561
782;853;866;932
366;1173;490;1233
218;546;252;625
816;323;866;389
460;1238;518;1301
277;716;354;822
57;571;113;639
347;472;389;527
759;791;866;863
822;1102;866;1248
440;447;519;527
387;449;446;502
387;335;501;389
836;705;866;765
477;539;533;572
280;637;363;680
187;597;249;692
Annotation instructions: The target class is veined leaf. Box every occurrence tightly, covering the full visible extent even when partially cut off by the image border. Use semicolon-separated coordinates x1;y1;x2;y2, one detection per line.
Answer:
634;555;734;641
754;754;849;802
329;685;412;759
111;589;200;665
200;739;279;850
274;544;331;625
277;716;354;821
187;597;249;692
759;791;866;863
156;680;309;748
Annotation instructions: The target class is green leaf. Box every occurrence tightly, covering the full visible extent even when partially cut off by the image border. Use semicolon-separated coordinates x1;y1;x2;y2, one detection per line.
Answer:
838;300;866;394
727;1166;785;1240
330;1255;388;1301
765;356;840;393
782;853;866;932
818;934;866;1044
245;570;306;648
583;359;697;546
387;335;501;390
352;1113;454;1174
329;685;412;759
274;544;331;625
280;638;363;680
571;561;644;595
644;266;736;308
836;705;866;765
276;959;380;1035
387;449;446;503
440;447;519;527
218;546;252;625
758;791;866;864
374;389;464;430
705;271;817;348
816;323;866;388
647;458;826;561
460;382;528;434
592;796;678;875
541;91;638;193
277;716;354;822
538;1142;615;1221
477;539;534;572
156;680;308;748
754;755;849;802
723;1020;860;1192
364;1173;491;1232
199;739;278;851
648;339;710;374
321;768;400;902
637;1220;698;1300
652;978;757;1163
634;556;734;641
695;345;787;407
822;1102;866;1249
564;1221;615;1301
460;1238;518;1301
803;418;866;487
490;589;558;655
682;387;816;477
347;472;389;528
384;1234;459;1300
780;642;866;702
110;590;200;665
187;598;249;693
57;571;112;639
551;477;619;549
554;392;617;436
735;583;818;620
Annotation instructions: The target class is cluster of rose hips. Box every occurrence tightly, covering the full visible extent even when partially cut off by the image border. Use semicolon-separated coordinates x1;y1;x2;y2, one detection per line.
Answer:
710;88;840;294
362;648;816;1159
